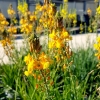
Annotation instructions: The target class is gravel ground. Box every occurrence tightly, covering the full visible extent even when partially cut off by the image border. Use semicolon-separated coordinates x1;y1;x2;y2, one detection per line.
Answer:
0;33;99;64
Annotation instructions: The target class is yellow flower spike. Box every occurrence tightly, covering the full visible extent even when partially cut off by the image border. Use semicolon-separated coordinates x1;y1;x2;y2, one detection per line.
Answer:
7;4;15;15
39;52;50;60
7;27;17;34
95;52;100;60
35;3;42;11
97;36;100;43
48;41;55;49
39;52;46;60
1;20;9;26
61;30;69;39
6;38;12;45
24;53;33;65
94;36;100;61
7;9;15;15
94;44;98;50
87;8;92;15
55;39;64;48
26;24;33;33
24;71;30;76
49;30;56;39
21;23;33;34
29;15;36;22
20;17;27;25
34;60;43;70
0;40;6;47
39;18;43;23
34;11;38;15
27;60;34;72
0;13;5;21
61;9;67;19
43;62;49;69
96;6;100;15
0;26;4;33
38;52;51;69
64;0;68;2
17;0;28;14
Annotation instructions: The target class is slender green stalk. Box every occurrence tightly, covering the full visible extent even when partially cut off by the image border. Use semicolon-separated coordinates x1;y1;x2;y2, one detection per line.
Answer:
40;70;51;100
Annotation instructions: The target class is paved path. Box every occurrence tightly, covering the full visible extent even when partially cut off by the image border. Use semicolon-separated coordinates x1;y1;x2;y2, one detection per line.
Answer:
0;33;99;64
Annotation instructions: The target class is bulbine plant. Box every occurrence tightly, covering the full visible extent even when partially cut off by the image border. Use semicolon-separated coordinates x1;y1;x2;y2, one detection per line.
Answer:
21;0;73;99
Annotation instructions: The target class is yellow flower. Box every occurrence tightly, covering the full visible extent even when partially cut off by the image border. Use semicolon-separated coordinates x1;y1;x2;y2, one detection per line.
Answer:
94;44;98;50
97;36;100;43
7;4;15;15
38;52;51;69
25;24;33;33
64;0;68;2
39;52;47;60
48;41;55;48
0;40;6;47
0;38;12;47
24;52;51;75
24;71;30;76
35;3;42;11
94;37;100;50
1;20;9;26
34;60;43;70
94;36;100;60
95;52;100;60
7;27;17;34
17;0;28;14
5;38;12;45
96;6;100;15
61;29;69;39
24;53;33;65
21;23;33;34
20;17;27;25
0;13;5;21
43;62;49;69
55;39;64;48
87;8;92;15
39;18;42;23
68;14;73;19
7;9;15;15
61;9;67;19
0;26;4;33
27;60;34;71
30;15;37;22
49;30;56;39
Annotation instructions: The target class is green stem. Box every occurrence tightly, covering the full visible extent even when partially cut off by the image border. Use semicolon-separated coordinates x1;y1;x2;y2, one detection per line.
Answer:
40;70;51;100
15;79;18;100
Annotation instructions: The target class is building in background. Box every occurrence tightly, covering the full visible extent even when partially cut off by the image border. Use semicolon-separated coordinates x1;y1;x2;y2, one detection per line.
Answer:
0;0;99;23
